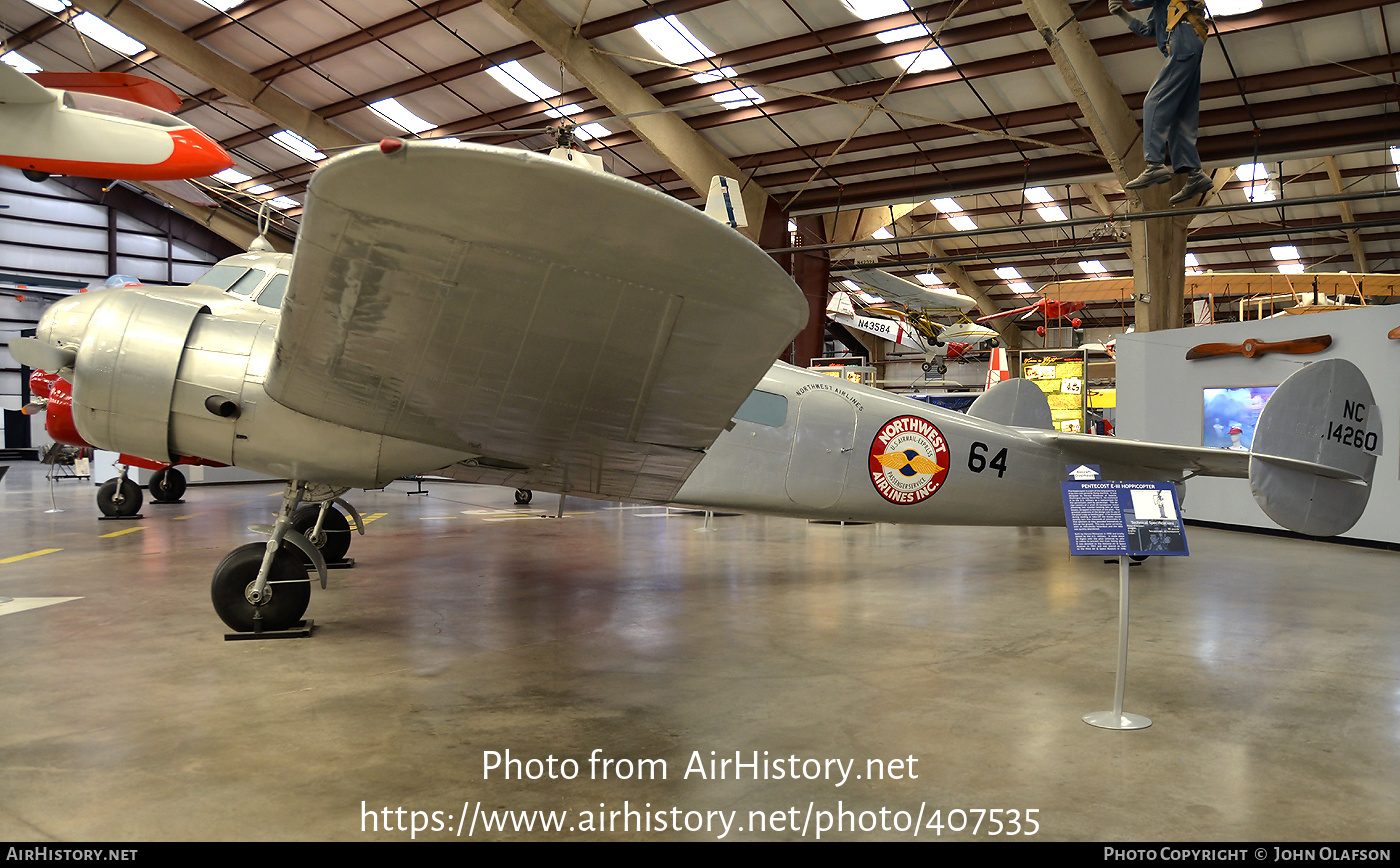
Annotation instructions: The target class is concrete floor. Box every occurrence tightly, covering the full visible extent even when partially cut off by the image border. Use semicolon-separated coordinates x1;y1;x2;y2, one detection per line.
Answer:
0;460;1396;842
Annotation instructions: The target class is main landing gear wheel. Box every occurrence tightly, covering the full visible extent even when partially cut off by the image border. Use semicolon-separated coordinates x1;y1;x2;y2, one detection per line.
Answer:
97;477;143;517
514;488;533;505
211;543;310;632
148;467;187;503
289;504;351;563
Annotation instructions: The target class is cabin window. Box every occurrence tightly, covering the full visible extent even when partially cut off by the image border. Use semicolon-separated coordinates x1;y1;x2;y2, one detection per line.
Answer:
256;274;289;309
190;264;249;290
225;268;268;297
733;389;787;427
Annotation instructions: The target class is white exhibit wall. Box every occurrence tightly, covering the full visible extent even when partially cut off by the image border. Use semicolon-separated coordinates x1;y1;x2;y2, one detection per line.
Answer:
1117;304;1400;545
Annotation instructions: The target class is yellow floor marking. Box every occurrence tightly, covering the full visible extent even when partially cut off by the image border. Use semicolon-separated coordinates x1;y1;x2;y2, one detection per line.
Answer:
0;548;62;564
173;512;206;521
99;526;145;538
418;516;458;520
361;512;388;524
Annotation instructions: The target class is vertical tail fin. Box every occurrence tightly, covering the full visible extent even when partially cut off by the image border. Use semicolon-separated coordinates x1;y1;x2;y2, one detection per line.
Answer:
703;176;747;229
1249;359;1381;536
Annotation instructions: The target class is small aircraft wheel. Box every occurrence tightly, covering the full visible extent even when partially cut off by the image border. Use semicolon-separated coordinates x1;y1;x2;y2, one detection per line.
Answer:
933;339;944;348
289;505;352;564
921;362;934;373
96;477;143;517
22;169;50;183
148;467;187;502
937;363;948;375
514;488;533;505
211;542;310;632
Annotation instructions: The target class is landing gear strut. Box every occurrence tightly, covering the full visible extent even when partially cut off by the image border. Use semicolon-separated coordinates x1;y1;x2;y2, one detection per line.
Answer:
97;465;142;517
149;467;187;503
210;481;365;632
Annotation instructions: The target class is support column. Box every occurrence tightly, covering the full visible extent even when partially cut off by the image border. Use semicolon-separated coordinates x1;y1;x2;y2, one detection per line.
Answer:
792;215;830;367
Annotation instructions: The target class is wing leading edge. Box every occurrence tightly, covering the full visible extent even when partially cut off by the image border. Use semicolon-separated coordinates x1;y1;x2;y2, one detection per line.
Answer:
268;142;807;502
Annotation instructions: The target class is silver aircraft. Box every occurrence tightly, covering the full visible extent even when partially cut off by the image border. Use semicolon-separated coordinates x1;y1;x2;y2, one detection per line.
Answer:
12;142;1383;633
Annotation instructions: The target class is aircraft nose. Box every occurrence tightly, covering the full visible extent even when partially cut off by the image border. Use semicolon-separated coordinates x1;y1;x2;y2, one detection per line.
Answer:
36;292;107;361
165;129;234;179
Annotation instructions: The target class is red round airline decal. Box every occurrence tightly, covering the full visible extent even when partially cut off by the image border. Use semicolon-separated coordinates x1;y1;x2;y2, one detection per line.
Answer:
869;415;951;504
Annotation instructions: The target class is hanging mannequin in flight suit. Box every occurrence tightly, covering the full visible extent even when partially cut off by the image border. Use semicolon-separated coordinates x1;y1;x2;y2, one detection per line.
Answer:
1109;0;1214;205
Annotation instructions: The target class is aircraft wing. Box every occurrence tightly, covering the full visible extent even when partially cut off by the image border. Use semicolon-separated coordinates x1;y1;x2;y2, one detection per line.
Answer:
1024;430;1251;478
267;142;807;502
0;61;56;104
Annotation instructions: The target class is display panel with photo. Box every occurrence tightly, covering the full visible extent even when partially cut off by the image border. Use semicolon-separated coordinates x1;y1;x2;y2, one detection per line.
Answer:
1202;386;1277;450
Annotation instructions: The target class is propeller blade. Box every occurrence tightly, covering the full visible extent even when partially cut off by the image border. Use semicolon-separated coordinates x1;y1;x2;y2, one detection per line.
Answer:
1388;325;1400;340
10;336;76;372
1185;335;1332;360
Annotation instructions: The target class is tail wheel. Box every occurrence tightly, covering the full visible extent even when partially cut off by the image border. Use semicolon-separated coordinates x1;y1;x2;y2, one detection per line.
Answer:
514;489;533;505
97;478;143;517
289;505;352;563
211;543;310;632
149;467;187;503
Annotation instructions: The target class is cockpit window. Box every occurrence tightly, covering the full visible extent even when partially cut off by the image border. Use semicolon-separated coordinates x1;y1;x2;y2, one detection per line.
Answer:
190;264;249;290
225;268;268;297
733;389;788;427
256;274;289;309
61;91;184;128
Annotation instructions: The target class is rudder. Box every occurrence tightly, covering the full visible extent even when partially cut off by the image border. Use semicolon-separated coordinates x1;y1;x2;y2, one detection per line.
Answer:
1250;359;1381;536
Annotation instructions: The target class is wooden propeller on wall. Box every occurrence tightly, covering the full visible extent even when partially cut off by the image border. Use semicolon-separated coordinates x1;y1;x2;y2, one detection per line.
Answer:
1185;335;1332;360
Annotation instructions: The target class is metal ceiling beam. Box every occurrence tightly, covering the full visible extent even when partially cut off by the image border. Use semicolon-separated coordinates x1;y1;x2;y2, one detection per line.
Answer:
177;0;481;113
478;0;771;242
214;0;728;150
785;112;1400;211
107;0;290;75
65;0;362;153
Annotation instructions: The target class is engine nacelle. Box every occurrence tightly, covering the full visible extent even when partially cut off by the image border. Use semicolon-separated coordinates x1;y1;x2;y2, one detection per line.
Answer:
69;290;207;462
47;285;470;487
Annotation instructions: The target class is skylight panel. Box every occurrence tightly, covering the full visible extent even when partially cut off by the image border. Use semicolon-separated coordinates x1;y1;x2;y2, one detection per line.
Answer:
214;168;250;184
270;130;324;162
23;0;69;13
194;0;245;11
840;0;911;20
1278;262;1305;275
246;183;273;194
267;196;299;210
72;12;144;56
486;60;561;102
635;15;714;65
871;227;893;239
1009;281;1035;294
895;48;952;73
2;52;41;74
878;24;930;44
571;123;611;141
1078;260;1108;276
369;98;434;134
1024;187;1054;204
712;85;764;107
1391;147;1400;186
1270;245;1299;261
1036;204;1067;222
933;197;977;231
841;280;862;293
1205;1;1261;16
1236;163;1268;182
994;267;1022;281
915;273;943;287
1185;253;1202;275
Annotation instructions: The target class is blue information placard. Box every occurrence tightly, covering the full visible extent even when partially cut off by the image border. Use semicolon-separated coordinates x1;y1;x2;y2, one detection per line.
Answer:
1061;481;1189;557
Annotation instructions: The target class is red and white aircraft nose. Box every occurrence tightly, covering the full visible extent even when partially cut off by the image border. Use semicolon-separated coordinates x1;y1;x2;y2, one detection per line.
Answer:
153;128;234;180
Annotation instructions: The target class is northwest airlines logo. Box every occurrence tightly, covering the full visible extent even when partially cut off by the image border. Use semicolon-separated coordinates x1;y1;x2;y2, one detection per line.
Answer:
869;415;950;504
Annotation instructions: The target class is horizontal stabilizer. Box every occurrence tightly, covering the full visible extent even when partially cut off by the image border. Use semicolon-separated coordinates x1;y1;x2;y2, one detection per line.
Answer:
967;378;1052;430
1250;359;1381;536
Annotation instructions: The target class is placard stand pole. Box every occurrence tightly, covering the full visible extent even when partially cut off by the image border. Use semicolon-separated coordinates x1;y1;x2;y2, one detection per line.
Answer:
1083;555;1151;730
